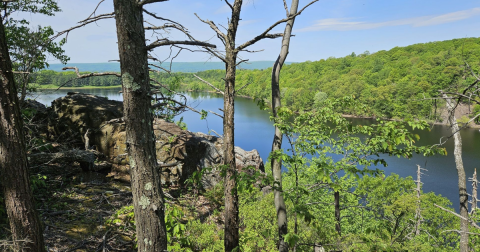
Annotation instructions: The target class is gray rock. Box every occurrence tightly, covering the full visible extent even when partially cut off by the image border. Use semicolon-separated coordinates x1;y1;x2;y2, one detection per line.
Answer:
48;93;265;188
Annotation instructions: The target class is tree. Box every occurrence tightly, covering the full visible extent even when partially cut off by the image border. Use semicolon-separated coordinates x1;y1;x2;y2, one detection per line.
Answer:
3;0;69;105
440;91;469;252
0;9;46;252
58;1;216;251
269;0;304;251
195;2;317;250
112;1;170;250
274;97;446;249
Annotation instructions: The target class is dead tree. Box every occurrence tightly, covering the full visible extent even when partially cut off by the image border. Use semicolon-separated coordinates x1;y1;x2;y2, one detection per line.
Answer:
414;164;427;236
441;91;469;252
0;11;46;252
470;168;478;214
269;0;306;250
195;1;317;250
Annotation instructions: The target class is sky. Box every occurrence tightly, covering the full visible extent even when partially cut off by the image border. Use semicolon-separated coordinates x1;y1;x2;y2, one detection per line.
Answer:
15;0;480;64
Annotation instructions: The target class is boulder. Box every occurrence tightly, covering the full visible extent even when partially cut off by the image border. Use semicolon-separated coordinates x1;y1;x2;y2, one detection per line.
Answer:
49;93;264;188
49;92;123;146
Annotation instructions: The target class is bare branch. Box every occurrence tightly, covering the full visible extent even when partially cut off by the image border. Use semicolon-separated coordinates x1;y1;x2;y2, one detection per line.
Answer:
83;0;105;22
149;63;171;74
57;67;120;90
235;81;252;93
282;0;289;16
194;13;227;43
210;129;223;138
434;204;480;230
193;74;224;95
224;0;234;11
51;13;115;42
146;39;216;51
235;59;249;67
143;8;185;29
144;23;180;31
235;0;319;52
62;67;121;78
204;47;227;62
138;0;168;6
209;110;224;118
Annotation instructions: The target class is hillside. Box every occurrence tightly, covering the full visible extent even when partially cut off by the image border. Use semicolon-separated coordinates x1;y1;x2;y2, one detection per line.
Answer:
34;37;480;121
165;37;480;121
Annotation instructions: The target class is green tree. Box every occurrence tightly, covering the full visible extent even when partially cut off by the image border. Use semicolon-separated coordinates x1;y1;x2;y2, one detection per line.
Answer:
3;0;69;105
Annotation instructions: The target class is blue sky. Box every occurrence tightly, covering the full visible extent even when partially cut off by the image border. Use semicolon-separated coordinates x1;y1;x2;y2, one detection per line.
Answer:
17;0;480;63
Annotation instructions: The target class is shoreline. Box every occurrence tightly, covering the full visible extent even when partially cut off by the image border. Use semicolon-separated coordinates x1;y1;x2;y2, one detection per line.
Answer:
38;85;122;90
39;87;480;129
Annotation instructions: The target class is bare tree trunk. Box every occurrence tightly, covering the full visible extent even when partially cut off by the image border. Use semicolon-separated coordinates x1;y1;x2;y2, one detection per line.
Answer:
0;15;46;252
113;1;167;251
223;2;242;251
443;93;469;252
270;1;299;251
414;164;424;236
334;191;341;235
471;168;477;214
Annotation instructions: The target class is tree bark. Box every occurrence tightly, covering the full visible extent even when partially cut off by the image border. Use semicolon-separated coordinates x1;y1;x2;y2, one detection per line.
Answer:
223;1;242;251
443;93;469;252
334;191;341;235
472;168;477;214
270;1;299;251
113;1;167;251
0;14;46;252
415;165;422;236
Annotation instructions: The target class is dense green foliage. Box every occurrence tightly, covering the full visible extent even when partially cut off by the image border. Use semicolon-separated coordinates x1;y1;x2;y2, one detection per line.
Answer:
4;0;69;98
161;37;480;120
32;37;480;121
100;97;480;251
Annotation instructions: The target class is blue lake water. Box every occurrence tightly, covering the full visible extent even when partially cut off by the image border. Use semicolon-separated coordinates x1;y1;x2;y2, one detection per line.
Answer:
33;88;480;211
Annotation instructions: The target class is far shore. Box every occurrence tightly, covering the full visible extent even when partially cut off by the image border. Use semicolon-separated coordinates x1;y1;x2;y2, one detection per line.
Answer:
38;85;122;90
36;86;480;129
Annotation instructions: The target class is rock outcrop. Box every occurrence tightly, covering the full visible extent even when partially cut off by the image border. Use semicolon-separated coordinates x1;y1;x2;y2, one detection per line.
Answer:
48;92;264;188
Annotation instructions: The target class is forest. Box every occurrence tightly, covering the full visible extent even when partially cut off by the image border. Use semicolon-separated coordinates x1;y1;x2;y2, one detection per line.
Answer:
33;37;480;123
1;0;480;252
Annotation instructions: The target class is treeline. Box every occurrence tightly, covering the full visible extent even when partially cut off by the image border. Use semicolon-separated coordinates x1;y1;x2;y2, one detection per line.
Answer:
30;70;122;87
154;37;480;120
33;37;480;120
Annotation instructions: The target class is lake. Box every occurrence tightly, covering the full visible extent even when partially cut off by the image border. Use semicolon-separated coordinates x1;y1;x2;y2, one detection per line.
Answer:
32;87;480;210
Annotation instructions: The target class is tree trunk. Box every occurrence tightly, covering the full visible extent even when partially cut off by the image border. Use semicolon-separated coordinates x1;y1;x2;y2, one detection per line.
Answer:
113;1;167;251
472;168;477;214
415;165;422;236
334;191;341;235
443;93;469;252
0;14;46;252
223;2;242;251
270;1;299;250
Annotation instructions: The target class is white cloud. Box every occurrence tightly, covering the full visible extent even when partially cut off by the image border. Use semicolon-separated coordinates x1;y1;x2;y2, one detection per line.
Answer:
298;7;480;32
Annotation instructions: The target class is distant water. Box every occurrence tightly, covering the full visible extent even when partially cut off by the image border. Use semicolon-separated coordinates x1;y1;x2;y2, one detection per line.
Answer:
32;88;480;211
42;61;293;73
